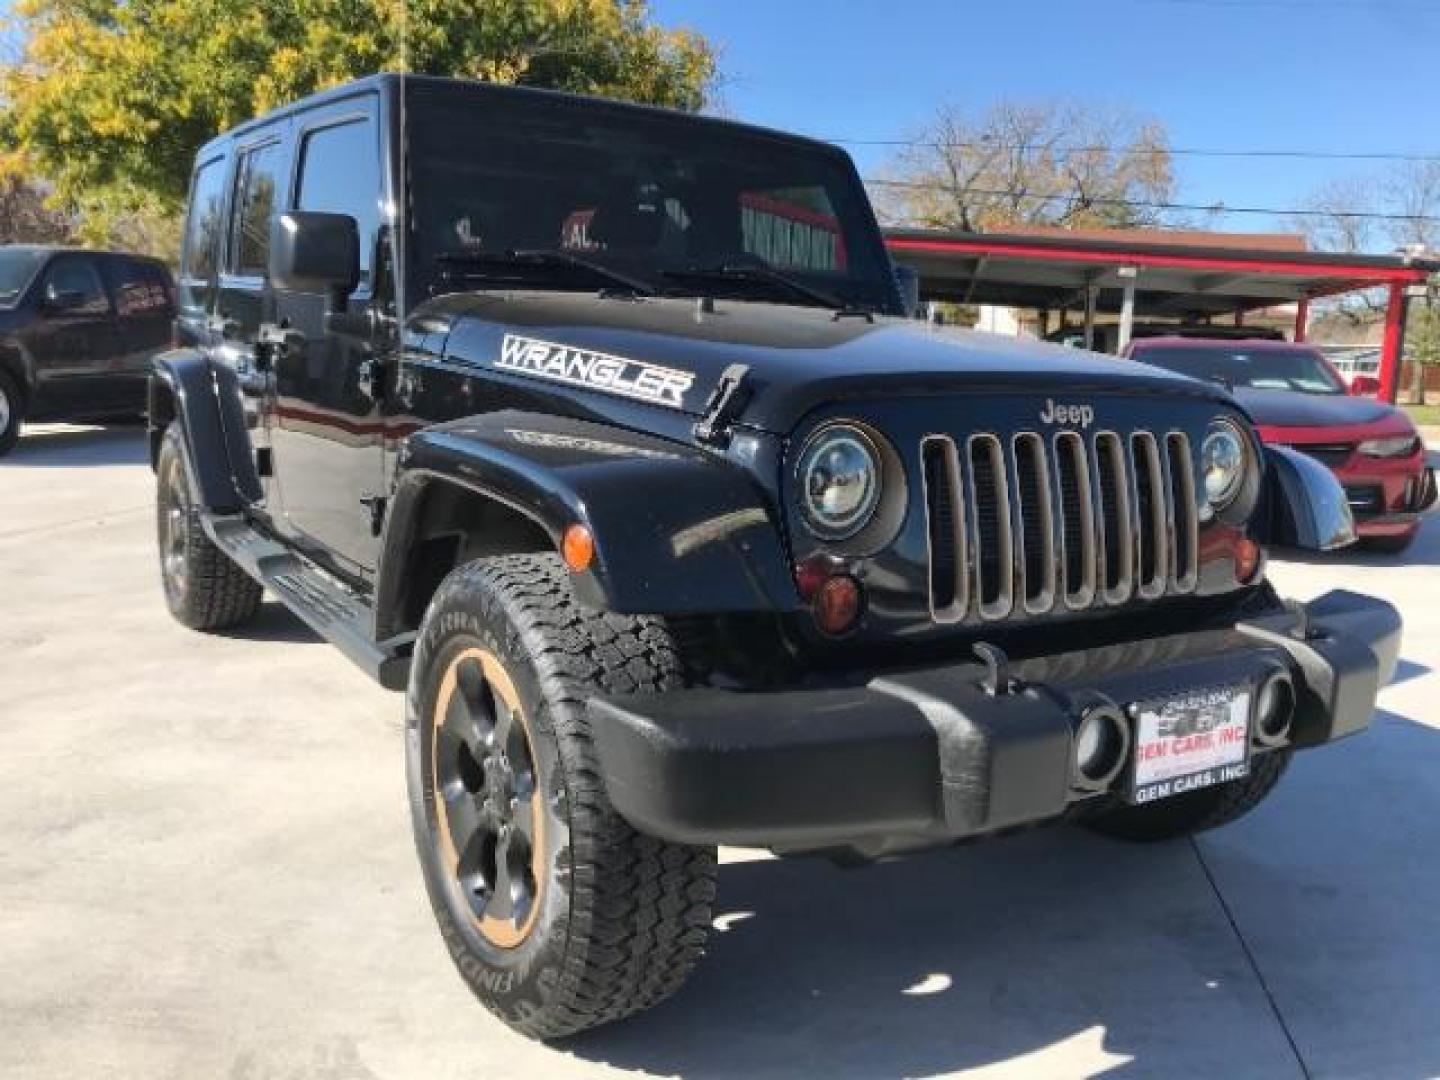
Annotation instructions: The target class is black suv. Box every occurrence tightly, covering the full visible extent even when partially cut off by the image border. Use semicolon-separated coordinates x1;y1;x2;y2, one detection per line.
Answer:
0;245;175;454
150;75;1400;1039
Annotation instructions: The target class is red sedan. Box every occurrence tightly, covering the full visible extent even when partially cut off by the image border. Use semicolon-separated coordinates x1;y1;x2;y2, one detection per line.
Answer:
1127;337;1435;552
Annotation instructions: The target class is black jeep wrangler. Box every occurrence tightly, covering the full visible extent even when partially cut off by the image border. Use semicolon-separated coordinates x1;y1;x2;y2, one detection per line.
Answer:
150;75;1400;1039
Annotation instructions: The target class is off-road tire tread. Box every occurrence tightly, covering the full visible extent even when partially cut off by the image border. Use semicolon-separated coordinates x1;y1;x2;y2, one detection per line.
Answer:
158;424;262;630
1087;747;1292;842
416;554;717;1039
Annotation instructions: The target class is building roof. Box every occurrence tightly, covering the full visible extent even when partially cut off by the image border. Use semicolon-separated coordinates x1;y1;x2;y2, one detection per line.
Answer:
885;227;1437;318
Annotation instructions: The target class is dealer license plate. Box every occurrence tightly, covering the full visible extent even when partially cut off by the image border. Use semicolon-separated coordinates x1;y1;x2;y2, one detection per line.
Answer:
1128;686;1251;804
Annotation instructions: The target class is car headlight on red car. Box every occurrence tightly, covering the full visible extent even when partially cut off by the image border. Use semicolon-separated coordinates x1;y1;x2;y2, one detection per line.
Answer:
1358;435;1420;458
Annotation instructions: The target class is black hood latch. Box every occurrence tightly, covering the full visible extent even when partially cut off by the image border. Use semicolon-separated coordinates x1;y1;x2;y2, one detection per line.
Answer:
693;363;753;448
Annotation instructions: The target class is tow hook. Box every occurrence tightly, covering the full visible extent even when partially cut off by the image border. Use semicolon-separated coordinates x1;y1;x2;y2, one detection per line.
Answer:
973;642;1017;696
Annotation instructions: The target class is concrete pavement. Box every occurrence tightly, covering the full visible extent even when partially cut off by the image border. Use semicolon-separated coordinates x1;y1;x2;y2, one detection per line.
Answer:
2;423;1438;1080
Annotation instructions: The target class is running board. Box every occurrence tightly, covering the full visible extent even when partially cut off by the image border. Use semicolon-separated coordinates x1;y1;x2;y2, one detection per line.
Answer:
202;513;413;690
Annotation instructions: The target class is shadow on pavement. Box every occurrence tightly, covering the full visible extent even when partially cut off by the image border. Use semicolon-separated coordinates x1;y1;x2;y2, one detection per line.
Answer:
570;702;1440;1080
3;424;148;468
214;600;322;645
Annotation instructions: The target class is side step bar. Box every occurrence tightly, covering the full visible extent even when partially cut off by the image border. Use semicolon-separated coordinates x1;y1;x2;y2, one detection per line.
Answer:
202;513;413;690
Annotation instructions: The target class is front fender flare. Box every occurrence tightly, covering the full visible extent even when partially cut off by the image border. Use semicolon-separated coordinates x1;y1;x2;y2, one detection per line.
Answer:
1260;444;1357;551
376;412;798;623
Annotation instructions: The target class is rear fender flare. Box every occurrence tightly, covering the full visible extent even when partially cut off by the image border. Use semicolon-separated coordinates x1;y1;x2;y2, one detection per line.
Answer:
148;351;261;511
374;412;798;636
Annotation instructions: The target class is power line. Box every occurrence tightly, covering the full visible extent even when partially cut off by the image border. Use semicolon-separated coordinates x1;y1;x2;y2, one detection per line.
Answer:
862;177;1440;223
831;137;1440;163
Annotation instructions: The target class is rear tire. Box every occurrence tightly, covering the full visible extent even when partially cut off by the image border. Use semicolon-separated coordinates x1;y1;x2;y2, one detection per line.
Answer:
1085;749;1292;842
0;368;24;457
155;424;262;630
406;554;717;1040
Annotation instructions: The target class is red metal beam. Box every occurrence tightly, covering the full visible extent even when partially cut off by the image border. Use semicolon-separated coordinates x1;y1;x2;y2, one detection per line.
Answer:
1294;298;1309;342
885;236;1431;286
1380;284;1406;404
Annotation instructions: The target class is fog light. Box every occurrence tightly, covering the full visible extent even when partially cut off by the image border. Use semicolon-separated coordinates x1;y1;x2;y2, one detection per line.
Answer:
1073;703;1129;790
813;574;863;636
1253;669;1295;747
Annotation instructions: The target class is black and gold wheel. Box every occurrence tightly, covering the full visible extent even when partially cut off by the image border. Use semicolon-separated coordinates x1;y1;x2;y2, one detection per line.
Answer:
429;646;548;950
155;424;262;630
406;554;717;1040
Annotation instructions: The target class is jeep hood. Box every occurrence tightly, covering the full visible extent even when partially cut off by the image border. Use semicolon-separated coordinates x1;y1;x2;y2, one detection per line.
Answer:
424;291;1233;434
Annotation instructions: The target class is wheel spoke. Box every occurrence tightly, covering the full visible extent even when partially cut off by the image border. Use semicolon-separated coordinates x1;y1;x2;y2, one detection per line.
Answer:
486;828;517;922
440;785;486;856
491;697;514;753
441;685;483;751
510;789;537;845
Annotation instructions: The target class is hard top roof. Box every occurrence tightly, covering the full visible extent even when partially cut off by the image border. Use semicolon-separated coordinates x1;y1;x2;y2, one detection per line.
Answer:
199;73;847;161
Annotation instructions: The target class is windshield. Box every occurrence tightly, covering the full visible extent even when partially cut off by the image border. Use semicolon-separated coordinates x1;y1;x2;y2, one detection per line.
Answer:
405;85;898;314
0;249;45;306
1134;345;1346;395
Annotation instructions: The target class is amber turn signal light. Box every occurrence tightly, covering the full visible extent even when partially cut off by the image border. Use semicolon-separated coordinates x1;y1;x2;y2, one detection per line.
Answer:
562;524;595;572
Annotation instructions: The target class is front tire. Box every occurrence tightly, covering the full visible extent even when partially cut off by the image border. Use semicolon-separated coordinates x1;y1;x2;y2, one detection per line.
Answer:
1084;749;1292;842
155;424;262;630
406;554;717;1040
0;368;24;456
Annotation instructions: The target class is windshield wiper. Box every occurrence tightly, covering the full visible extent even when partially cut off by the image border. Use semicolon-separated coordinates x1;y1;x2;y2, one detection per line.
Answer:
435;249;656;296
660;261;847;311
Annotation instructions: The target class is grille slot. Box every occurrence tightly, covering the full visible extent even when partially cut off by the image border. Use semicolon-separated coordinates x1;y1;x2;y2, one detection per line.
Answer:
1012;433;1056;613
1095;432;1133;602
1132;433;1168;598
1167;433;1199;592
920;436;967;622
967;435;1014;619
920;426;1198;623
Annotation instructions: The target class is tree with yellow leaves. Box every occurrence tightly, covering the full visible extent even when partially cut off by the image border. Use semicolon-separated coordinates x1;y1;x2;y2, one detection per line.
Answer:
0;0;716;248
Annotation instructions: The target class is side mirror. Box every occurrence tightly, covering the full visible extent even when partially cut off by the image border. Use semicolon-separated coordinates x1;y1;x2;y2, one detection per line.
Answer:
892;263;920;319
270;211;360;312
1349;375;1380;397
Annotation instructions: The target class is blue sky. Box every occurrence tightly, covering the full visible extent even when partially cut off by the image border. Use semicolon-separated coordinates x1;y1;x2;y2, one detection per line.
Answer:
653;0;1440;238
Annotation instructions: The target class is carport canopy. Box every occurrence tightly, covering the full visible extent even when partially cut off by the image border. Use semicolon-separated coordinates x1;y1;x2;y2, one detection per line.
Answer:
884;227;1440;402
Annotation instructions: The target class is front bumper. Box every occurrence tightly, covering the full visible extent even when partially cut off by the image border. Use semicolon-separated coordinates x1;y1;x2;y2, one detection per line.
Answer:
590;590;1400;852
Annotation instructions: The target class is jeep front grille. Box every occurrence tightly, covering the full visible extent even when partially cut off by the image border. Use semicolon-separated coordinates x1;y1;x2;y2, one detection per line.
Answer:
920;429;1199;624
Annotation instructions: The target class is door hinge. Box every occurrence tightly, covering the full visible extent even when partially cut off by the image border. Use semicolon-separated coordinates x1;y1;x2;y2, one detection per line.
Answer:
255;447;273;477
693;363;752;448
360;494;388;537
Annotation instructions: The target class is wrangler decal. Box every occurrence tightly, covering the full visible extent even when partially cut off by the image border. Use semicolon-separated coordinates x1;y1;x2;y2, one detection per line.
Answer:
496;334;695;409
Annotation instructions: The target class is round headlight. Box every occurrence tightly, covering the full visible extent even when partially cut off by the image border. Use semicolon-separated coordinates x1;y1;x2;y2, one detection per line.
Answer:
1202;420;1248;507
798;424;881;539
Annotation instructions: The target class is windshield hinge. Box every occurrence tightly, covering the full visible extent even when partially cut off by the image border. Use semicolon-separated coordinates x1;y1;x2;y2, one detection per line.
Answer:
692;363;753;448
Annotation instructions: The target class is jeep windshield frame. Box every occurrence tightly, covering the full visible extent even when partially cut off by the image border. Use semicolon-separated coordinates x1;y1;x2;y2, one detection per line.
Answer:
402;81;903;316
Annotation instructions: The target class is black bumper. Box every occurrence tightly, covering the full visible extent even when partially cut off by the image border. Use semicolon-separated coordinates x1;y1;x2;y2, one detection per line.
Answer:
589;590;1400;852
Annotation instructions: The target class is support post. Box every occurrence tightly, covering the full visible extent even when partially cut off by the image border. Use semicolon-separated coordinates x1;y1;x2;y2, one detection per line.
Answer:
1294;297;1309;343
1083;281;1098;351
1380;283;1406;404
1116;267;1138;353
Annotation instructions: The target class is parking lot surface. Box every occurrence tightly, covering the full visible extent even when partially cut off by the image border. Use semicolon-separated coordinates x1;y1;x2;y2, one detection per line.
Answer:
3;424;1438;1080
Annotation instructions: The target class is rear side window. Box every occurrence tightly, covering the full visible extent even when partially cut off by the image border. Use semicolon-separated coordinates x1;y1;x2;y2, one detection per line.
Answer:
42;257;109;316
180;156;227;313
103;258;172;317
296;118;381;285
231;141;286;277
